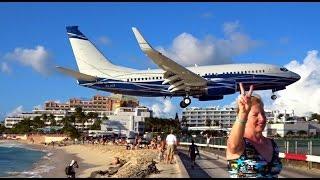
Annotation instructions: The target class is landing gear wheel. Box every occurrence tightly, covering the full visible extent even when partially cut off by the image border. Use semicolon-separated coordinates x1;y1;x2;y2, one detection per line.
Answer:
180;97;191;108
183;97;191;105
271;94;277;100
180;101;187;108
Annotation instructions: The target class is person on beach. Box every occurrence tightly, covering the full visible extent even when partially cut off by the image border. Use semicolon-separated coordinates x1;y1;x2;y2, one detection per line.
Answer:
188;139;199;169
66;160;79;178
157;140;166;162
165;129;177;164
226;83;282;178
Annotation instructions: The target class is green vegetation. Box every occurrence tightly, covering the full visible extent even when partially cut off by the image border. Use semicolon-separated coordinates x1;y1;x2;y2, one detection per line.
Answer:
310;113;320;123
1;106;102;140
144;116;181;136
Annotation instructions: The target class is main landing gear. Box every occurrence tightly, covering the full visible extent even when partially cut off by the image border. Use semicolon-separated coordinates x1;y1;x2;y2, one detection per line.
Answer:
271;89;277;100
180;96;191;108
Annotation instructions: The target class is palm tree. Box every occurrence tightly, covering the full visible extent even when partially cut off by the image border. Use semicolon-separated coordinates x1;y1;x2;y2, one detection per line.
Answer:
41;113;48;126
87;112;99;129
181;117;187;127
90;119;102;130
75;107;87;131
48;114;56;127
32;116;45;129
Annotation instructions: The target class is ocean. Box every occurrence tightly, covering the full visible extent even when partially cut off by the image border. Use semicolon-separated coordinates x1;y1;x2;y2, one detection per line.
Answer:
0;142;54;178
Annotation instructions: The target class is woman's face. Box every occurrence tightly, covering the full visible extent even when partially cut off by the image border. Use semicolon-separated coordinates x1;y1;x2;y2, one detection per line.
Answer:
246;103;267;133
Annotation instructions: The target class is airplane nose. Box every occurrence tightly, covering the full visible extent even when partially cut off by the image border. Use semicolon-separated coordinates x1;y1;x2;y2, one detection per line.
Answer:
292;72;301;81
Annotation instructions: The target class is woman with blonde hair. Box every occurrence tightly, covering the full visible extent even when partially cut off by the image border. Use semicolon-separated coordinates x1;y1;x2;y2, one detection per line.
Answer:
226;83;282;178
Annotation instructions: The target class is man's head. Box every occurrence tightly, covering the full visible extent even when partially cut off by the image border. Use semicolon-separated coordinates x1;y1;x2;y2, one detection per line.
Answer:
170;129;174;134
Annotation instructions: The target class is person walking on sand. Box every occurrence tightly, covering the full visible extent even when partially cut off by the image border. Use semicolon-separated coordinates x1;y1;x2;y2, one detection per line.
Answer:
165;129;177;164
66;160;79;178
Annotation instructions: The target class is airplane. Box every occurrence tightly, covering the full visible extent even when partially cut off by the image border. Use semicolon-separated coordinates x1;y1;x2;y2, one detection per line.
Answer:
57;26;301;108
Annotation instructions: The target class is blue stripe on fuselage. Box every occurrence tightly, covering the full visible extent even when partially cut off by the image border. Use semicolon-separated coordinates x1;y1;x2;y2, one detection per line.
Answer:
79;74;295;97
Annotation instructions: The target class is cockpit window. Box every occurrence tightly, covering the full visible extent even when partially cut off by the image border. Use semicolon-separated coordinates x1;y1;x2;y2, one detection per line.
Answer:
280;67;288;72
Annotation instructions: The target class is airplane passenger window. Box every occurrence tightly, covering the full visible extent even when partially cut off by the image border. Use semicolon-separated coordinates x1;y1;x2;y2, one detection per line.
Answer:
245;71;247;73
256;70;258;73
127;79;129;82
145;78;148;80
263;70;265;72
241;71;243;74
152;77;155;80
134;78;136;81
138;78;140;81
130;78;133;81
259;70;262;73
156;77;158;79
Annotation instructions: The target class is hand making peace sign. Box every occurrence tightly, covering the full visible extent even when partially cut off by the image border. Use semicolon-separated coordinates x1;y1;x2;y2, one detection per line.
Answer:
238;83;254;115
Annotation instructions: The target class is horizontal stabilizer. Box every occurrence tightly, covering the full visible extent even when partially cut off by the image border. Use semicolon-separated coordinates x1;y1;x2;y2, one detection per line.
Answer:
56;66;97;81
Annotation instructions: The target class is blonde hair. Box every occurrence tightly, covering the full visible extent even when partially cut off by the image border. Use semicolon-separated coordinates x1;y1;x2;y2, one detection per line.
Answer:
236;94;264;114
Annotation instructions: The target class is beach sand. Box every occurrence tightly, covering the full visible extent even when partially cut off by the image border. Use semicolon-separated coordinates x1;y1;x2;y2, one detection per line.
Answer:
1;140;182;178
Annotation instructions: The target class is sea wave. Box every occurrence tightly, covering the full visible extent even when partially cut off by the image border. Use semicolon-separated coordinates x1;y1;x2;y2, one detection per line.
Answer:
7;164;56;178
0;143;24;148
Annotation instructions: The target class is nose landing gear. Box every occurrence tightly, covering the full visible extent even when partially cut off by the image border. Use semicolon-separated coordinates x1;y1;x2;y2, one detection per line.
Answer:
180;96;191;108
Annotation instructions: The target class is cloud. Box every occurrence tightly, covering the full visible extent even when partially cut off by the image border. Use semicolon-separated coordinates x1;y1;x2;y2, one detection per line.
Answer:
142;97;177;118
97;36;111;46
7;105;24;117
156;21;259;66
33;104;42;110
1;62;11;74
4;46;53;75
223;21;240;34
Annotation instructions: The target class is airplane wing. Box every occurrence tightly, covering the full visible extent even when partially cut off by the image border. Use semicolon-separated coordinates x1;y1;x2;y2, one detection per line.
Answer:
132;27;207;93
56;66;98;82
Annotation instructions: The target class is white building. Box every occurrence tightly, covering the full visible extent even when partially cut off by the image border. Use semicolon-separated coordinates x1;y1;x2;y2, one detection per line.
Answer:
266;121;320;137
182;106;274;129
100;106;152;137
4;108;114;130
4;112;42;128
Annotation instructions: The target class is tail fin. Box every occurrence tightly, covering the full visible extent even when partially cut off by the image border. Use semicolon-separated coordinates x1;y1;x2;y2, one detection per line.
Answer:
66;26;135;78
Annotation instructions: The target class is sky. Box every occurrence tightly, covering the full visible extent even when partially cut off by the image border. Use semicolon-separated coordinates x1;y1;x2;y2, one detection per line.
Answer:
1;2;320;121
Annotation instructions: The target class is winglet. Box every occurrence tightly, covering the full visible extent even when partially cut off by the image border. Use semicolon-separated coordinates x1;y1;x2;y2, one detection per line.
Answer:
132;27;153;51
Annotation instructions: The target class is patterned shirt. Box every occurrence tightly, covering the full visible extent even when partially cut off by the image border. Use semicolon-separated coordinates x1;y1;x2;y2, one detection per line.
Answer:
227;138;282;178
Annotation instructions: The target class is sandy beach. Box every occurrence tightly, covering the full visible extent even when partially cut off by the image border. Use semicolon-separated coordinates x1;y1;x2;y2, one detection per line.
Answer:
1;140;182;178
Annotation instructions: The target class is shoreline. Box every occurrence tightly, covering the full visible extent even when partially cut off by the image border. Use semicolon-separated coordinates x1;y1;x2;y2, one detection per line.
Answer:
0;139;85;178
0;140;183;178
